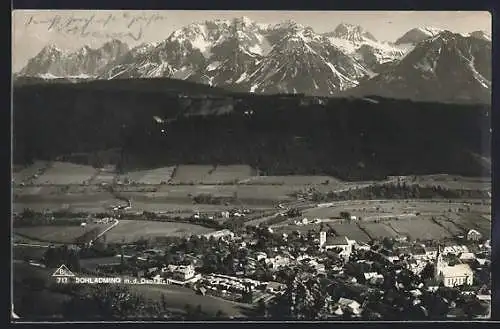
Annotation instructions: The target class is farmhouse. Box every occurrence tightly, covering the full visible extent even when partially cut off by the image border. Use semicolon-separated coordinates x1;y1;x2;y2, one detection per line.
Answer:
467;229;482;241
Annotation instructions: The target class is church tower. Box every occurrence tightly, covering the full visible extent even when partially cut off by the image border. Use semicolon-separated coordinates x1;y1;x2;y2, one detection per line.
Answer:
434;245;446;282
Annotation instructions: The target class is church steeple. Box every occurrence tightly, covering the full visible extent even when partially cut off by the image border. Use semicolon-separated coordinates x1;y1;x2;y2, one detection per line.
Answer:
434;244;445;280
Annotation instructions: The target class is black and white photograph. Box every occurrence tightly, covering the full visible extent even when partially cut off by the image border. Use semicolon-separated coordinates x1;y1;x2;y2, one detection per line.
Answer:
11;10;492;321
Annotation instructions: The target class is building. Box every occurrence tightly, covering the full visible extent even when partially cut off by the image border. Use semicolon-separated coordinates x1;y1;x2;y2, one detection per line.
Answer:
323;235;356;259
434;246;473;287
319;231;327;247
255;252;268;261
265;255;291;269
424;246;438;259
202;229;235;240
164;264;195;281
467;229;482;241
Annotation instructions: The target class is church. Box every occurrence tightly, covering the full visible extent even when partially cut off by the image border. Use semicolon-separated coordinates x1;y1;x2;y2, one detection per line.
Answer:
434;246;474;287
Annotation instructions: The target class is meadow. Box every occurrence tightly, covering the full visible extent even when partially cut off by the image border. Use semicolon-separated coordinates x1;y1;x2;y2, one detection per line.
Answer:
14;223;104;243
31;162;98;185
102;220;215;243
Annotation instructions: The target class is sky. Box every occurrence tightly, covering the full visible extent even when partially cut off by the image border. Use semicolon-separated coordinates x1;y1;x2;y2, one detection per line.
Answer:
12;10;491;72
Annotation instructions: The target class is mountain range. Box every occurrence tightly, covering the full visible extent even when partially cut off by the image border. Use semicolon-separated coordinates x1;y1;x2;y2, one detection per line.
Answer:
15;18;491;103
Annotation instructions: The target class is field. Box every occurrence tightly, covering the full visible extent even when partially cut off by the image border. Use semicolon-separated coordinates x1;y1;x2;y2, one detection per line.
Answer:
239;175;342;186
103;220;215;243
360;222;400;240
433;217;465;235
127;201;240;213
119;166;176;185
13;161;50;184
403;175;491;191
445;212;491;237
328;223;371;242
14;223;104;243
13;245;49;261
170;165;215;184
91;173;116;185
32;162;98;185
203;165;255;184
386;218;453;240
120;185;298;204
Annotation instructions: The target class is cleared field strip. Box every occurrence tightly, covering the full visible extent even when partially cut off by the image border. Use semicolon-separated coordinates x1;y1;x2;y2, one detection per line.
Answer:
14;224;104;244
387;218;452;240
15;191;118;203
32;162;98;185
434;217;465;235
239;175;342;185
119;166;177;185
360;222;401;240
409;175;491;191
103;219;215;243
330;223;371;242
170;165;215;184
202;165;255;184
13;161;50;184
120;185;298;202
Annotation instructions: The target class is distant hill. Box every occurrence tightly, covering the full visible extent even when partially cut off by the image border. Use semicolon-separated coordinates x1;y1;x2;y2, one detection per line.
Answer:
13;80;491;181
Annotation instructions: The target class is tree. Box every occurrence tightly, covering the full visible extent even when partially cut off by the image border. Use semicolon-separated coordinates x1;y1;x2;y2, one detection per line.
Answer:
257;299;268;317
62;285;171;320
339;211;350;220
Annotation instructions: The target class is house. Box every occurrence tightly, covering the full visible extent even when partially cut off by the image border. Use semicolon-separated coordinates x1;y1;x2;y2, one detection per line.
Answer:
356;243;371;251
337;297;362;315
265;255;291;269
424;246;438;259
467;229;482;241
202;229;235;240
411;246;427;260
443;245;469;255
163;264;195;281
323;235;356;258
459;252;476;261
363;272;379;281
387;255;400;263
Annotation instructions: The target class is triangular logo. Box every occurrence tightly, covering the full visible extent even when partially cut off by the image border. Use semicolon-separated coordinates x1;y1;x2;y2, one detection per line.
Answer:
52;264;75;277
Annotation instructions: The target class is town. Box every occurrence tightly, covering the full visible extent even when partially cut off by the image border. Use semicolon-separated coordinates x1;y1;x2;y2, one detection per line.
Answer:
14;197;491;320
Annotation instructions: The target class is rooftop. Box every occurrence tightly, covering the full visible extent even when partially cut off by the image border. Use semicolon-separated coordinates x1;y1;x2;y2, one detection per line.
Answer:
325;236;349;246
439;264;473;277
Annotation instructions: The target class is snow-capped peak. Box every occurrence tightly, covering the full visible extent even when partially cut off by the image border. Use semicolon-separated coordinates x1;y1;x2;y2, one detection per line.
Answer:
330;23;377;42
39;44;63;55
416;26;444;36
395;27;444;45
273;20;306;32
469;30;491;41
232;16;254;26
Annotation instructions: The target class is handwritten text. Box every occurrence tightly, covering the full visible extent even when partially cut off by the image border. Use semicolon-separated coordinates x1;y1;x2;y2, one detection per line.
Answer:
24;12;167;41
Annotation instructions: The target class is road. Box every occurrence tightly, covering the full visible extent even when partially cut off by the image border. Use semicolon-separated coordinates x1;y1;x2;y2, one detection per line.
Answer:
92;219;120;243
